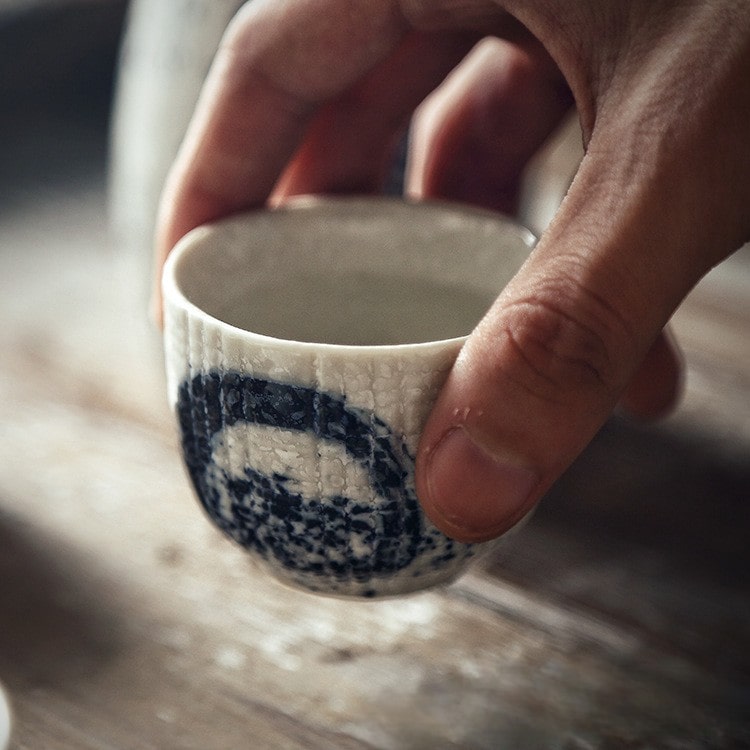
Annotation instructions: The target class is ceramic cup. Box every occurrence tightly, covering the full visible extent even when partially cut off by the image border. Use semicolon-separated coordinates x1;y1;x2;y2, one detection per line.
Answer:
0;680;10;750
162;197;535;597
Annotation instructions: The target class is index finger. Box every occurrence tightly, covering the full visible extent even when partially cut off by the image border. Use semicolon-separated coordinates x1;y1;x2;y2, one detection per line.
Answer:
152;0;535;322
153;1;408;274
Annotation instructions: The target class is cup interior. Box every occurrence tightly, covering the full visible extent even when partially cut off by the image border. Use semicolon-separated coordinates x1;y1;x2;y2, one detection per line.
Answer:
169;197;535;347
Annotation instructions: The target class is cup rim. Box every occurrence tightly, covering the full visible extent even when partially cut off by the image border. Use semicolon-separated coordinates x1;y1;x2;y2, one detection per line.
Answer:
162;195;535;355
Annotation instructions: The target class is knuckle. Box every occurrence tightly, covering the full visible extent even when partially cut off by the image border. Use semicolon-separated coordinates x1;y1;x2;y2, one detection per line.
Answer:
493;279;635;406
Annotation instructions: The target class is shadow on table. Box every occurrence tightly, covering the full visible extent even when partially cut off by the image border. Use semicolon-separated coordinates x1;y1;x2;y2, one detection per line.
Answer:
0;416;747;749
480;415;750;677
0;509;127;690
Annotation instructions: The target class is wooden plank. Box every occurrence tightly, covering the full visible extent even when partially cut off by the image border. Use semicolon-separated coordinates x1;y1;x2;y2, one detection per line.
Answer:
1;421;747;749
1;116;748;749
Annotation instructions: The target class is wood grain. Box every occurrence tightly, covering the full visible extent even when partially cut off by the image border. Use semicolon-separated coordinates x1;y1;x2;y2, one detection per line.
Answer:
0;108;748;750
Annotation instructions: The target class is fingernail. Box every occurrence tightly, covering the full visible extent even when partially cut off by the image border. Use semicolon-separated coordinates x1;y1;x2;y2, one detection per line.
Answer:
423;427;539;543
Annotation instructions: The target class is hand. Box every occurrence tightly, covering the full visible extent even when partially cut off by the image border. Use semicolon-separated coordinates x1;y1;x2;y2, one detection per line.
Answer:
154;0;750;542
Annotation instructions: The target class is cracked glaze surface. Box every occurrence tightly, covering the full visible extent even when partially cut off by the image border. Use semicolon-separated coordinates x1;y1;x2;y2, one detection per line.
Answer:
162;198;535;596
177;370;475;597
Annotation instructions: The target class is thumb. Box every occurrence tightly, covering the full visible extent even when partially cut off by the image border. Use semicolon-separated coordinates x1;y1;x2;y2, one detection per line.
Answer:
413;3;750;543
415;129;746;544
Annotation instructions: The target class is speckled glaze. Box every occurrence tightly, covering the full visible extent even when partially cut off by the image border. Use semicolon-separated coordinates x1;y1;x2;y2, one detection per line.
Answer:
162;197;535;597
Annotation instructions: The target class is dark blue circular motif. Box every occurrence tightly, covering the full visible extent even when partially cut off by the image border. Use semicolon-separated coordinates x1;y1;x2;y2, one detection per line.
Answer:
176;371;452;588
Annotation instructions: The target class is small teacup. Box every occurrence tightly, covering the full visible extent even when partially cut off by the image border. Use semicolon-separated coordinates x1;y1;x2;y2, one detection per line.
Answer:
162;197;535;597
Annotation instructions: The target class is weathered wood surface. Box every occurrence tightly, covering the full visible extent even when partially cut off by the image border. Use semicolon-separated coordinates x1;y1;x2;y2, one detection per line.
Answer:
1;112;749;749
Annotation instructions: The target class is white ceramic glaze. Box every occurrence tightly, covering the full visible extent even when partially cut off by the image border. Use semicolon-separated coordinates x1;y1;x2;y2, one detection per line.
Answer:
163;197;535;597
0;681;10;750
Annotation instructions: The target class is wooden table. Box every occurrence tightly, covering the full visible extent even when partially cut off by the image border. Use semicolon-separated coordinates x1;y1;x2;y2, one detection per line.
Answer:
1;105;749;748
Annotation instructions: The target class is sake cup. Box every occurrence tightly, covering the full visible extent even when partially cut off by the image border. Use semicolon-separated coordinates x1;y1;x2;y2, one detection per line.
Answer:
162;196;534;597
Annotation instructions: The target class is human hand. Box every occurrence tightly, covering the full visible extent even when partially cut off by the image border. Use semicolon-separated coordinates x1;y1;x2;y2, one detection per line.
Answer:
154;0;750;542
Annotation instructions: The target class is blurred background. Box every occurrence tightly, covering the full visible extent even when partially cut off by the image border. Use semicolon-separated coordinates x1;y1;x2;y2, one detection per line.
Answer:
0;1;748;748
